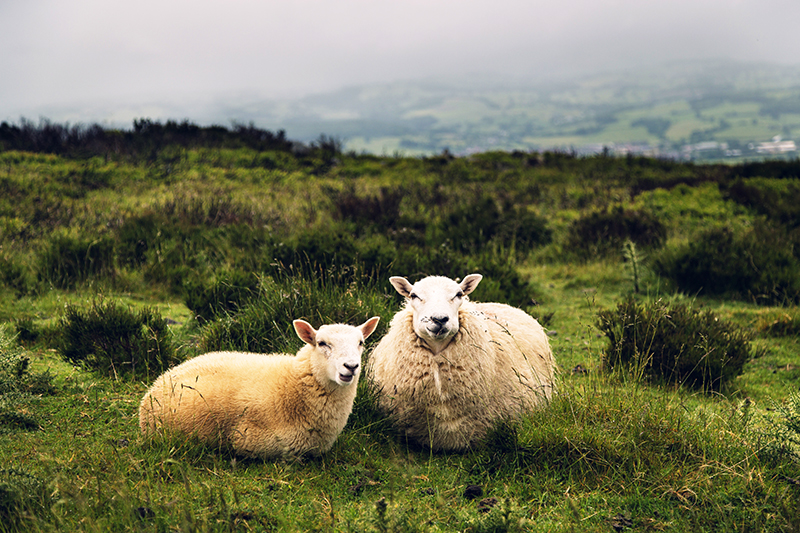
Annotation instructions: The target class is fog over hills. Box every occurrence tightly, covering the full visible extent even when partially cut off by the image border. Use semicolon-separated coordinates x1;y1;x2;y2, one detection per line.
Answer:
7;59;800;160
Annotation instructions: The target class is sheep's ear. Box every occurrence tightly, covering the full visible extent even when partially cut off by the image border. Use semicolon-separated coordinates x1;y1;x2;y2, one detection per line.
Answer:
460;274;483;296
360;316;381;340
293;319;317;345
389;276;414;298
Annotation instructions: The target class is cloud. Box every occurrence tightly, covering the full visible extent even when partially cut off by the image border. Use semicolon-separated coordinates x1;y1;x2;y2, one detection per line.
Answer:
2;0;799;122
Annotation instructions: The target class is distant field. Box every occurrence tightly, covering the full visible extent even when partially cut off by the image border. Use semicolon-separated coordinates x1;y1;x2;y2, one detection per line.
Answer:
268;60;800;159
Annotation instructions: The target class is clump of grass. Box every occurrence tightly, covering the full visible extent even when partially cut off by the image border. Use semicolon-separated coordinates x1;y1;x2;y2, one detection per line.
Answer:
565;205;666;260
37;233;117;289
57;299;179;380
762;392;800;461
198;266;394;354
183;269;261;323
0;467;53;530
654;222;800;305
596;296;752;391
0;326;54;433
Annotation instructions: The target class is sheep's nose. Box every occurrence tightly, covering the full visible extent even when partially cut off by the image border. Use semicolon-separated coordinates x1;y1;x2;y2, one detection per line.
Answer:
431;316;449;326
343;362;359;372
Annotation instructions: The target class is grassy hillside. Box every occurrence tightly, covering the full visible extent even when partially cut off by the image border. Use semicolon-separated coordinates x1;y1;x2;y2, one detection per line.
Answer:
250;60;800;160
1;126;799;532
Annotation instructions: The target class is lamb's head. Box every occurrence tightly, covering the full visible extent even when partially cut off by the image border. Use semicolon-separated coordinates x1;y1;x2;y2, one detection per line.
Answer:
389;274;482;354
293;317;380;387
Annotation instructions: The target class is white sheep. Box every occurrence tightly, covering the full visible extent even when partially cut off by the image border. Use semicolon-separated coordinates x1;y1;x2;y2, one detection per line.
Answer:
139;316;380;460
368;274;555;451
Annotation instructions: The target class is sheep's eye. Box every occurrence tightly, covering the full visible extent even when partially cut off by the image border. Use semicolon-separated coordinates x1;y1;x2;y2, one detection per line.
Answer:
409;293;419;300
359;340;364;346
318;341;328;348
452;291;464;300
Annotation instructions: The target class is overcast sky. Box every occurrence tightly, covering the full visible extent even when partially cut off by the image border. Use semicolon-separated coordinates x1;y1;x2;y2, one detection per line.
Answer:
2;0;799;125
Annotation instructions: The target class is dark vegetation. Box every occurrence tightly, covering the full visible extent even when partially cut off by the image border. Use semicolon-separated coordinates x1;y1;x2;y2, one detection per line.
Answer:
597;297;753;390
0;119;799;531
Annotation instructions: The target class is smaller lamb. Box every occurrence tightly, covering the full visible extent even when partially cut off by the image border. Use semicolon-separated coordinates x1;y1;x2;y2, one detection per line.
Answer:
369;274;555;451
139;316;380;460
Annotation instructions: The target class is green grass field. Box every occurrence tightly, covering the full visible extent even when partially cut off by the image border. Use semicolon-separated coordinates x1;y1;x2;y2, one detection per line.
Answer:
1;137;799;532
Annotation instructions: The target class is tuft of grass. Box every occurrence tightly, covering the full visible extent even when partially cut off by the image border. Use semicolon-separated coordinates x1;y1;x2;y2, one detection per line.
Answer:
57;299;179;380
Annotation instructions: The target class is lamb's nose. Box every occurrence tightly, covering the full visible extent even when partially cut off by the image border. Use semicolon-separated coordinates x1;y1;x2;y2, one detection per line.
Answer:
343;362;359;372
431;316;449;326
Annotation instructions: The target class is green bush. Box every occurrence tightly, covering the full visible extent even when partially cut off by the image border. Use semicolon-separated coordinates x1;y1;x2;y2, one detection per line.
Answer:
37;234;116;289
434;195;552;254
565;205;667;259
597;297;752;391
58;300;179;380
763;392;800;461
198;271;394;355
654;222;800;305
184;269;261;323
0;255;30;297
0;328;54;433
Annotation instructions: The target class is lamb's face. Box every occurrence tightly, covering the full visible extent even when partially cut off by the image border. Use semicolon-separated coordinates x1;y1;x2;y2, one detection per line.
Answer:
390;274;482;354
294;317;380;387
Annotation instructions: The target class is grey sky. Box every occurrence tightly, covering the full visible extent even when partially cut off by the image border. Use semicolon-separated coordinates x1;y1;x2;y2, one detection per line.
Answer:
2;0;799;124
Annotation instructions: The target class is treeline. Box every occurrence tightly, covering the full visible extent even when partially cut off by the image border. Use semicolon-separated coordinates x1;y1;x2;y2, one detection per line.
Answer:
0;118;313;160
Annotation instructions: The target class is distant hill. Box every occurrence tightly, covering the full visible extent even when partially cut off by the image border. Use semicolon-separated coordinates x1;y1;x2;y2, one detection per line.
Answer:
226;59;800;160
12;59;800;161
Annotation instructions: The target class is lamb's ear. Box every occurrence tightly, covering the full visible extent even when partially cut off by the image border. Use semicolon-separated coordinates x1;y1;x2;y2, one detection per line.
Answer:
460;274;483;296
389;276;414;298
360;316;381;340
293;319;317;345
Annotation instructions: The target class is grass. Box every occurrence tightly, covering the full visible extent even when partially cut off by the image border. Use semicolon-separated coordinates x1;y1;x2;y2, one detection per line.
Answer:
1;143;799;531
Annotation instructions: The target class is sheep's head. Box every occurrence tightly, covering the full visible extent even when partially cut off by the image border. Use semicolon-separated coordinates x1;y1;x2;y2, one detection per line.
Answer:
294;317;380;387
390;274;482;354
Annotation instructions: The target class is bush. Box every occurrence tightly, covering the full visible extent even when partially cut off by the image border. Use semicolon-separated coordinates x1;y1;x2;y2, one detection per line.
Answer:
58;300;179;380
198;269;395;355
763;392;800;461
184;269;261;323
434;195;552;254
37;234;116;289
0;327;54;433
654;223;800;305
0;255;30;297
565;205;667;259
597;297;752;391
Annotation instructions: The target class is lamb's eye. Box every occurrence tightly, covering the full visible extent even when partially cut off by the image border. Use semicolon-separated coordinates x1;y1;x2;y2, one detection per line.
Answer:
409;293;419;300
318;341;328;348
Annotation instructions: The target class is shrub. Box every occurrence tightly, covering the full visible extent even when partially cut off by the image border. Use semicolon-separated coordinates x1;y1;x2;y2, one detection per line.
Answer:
115;213;163;267
654;223;800;305
597;297;752;391
435;195;552;254
198;269;395;355
58;300;178;380
184;269;261;323
565;205;667;259
762;392;800;461
0;327;54;432
37;234;116;288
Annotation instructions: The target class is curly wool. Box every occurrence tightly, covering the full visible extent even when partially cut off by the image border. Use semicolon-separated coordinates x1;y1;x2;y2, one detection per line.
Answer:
369;301;554;451
139;346;357;460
